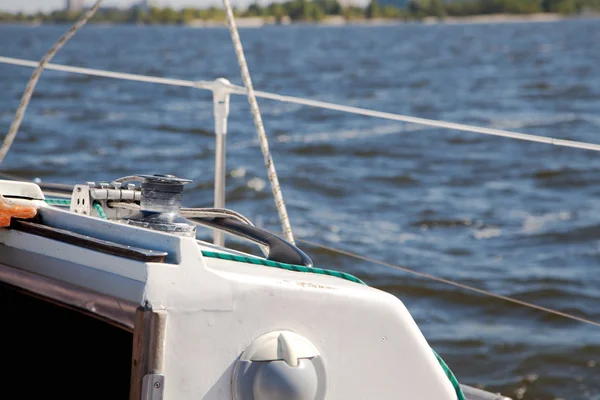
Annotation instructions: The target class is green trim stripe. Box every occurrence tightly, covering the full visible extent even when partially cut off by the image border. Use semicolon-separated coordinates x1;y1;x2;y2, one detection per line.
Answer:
201;250;366;285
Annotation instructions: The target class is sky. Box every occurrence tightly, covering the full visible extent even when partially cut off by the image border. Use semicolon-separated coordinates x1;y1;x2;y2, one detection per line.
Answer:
0;0;252;13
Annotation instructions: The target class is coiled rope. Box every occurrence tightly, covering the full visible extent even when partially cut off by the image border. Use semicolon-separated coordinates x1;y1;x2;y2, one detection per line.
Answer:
0;0;104;164
221;0;296;244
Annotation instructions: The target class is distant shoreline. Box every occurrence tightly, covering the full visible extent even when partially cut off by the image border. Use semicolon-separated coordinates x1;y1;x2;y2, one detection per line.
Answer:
423;13;569;25
2;13;599;28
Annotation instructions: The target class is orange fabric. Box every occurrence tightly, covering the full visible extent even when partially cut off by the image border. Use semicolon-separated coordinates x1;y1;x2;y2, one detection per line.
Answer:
0;195;37;227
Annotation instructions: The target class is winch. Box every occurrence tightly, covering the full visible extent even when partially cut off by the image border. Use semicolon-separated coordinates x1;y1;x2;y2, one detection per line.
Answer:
70;174;196;237
66;173;314;267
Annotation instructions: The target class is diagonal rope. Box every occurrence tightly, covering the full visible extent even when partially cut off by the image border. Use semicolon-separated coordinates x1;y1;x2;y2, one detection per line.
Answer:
298;238;600;328
236;88;600;152
221;0;296;244
3;55;600;153
0;0;104;164
0;56;210;89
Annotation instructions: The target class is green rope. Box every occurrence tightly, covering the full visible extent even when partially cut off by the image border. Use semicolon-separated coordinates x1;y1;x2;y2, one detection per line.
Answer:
93;201;107;220
44;198;106;220
434;350;465;400
201;250;365;284
44;198;70;206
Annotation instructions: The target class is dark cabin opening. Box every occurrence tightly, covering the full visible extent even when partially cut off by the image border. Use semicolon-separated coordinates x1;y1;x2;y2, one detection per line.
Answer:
0;283;133;399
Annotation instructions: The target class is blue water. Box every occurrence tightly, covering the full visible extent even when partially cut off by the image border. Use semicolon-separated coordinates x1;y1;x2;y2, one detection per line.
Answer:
2;20;600;399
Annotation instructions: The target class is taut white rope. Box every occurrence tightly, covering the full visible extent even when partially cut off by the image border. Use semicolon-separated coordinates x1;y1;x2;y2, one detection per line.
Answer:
0;56;211;89
0;0;105;164
2;55;600;153
221;0;296;245
239;88;600;152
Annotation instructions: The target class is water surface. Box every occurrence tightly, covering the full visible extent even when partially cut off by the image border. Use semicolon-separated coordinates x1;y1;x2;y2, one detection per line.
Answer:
1;20;600;399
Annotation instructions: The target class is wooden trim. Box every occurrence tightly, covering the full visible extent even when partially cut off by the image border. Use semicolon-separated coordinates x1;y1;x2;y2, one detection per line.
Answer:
148;311;167;374
130;307;167;400
0;262;137;331
130;307;150;400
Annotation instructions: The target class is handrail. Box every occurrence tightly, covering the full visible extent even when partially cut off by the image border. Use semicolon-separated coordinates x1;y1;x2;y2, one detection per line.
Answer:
2;55;600;153
192;216;313;267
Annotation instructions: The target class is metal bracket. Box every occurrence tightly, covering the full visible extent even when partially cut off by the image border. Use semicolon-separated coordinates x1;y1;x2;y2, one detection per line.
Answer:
141;374;164;400
70;182;141;220
70;184;93;217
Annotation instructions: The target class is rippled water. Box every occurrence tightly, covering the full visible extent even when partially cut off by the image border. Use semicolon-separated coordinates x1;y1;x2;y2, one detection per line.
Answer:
2;20;600;399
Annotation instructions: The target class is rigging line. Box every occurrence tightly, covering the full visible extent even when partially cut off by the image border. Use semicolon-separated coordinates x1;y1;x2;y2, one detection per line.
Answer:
222;0;296;245
0;56;211;89
233;87;600;153
2;55;600;153
0;0;105;164
297;238;600;328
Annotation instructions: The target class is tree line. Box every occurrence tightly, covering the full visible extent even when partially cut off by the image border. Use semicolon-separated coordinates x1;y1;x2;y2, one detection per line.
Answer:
1;0;598;24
